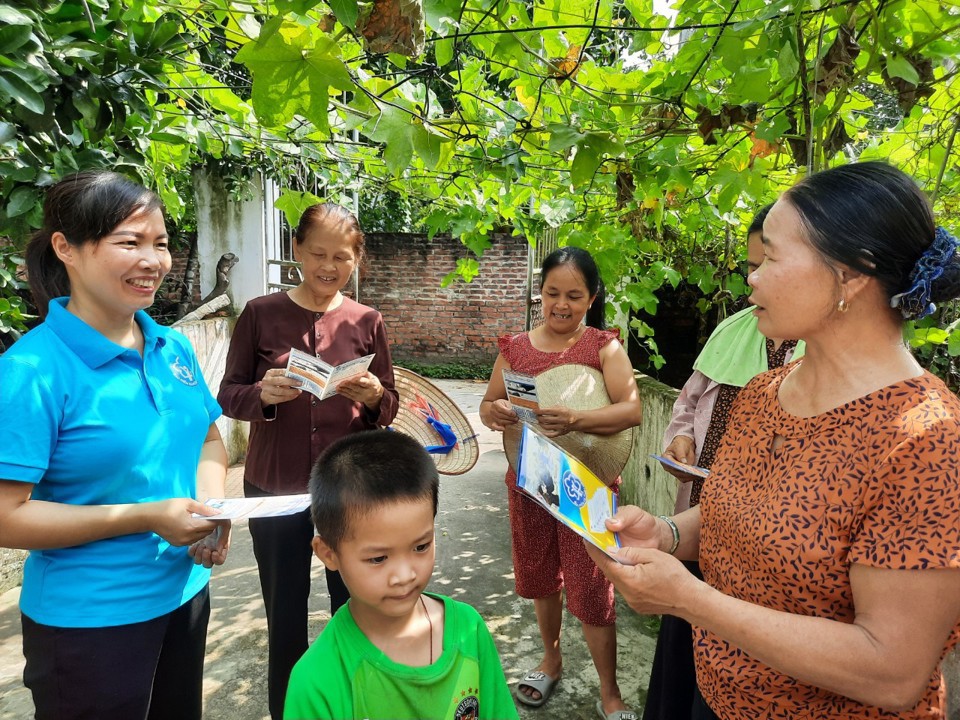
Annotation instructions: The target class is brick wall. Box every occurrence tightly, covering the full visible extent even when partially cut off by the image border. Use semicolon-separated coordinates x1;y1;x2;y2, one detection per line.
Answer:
362;232;528;364
153;240;202;322
163;244;202;306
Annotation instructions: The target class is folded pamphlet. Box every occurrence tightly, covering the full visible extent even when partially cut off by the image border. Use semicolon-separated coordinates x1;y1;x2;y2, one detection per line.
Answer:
503;369;540;424
516;423;625;562
284;349;375;401
650;454;709;479
193;494;311;521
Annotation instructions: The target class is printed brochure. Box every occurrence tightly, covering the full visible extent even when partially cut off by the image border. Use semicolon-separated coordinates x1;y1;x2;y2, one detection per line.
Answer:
503;369;540;423
284;349;375;401
516;423;623;561
193;494;311;521
650;454;710;479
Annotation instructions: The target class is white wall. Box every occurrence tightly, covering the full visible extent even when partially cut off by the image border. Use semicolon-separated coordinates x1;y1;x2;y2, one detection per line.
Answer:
174;317;248;464
193;170;267;314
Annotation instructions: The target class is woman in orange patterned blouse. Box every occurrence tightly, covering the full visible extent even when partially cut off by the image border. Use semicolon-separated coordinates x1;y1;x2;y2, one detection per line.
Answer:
587;161;960;720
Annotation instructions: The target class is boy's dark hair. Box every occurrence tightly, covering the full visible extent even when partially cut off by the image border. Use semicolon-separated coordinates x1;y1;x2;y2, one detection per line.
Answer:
309;429;440;550
748;203;774;236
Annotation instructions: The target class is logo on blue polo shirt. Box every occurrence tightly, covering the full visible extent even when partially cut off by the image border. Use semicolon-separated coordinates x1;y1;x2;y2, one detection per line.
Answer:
170;356;198;386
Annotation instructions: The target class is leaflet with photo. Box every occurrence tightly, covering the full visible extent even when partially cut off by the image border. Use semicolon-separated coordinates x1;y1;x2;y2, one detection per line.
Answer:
516;423;625;562
284;349;375;401
502;369;540;424
192;494;311;521
650;454;709;479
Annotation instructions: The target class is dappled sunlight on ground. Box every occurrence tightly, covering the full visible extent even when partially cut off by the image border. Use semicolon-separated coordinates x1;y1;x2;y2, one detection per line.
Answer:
0;380;660;720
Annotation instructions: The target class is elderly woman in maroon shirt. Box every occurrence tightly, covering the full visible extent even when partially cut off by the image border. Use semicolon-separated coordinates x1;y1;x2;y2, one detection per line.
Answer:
218;203;398;720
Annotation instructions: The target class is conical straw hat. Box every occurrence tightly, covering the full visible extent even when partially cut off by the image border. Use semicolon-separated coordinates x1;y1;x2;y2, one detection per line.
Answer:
389;367;480;476
503;364;635;485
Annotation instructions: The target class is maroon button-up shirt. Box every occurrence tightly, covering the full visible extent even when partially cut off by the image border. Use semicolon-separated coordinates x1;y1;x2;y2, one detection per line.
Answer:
218;292;398;494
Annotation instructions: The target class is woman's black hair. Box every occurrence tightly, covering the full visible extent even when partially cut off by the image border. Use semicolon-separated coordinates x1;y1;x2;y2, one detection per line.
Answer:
309;429;439;550
784;161;960;309
25;170;162;318
748;203;774;236
540;246;606;329
294;202;366;270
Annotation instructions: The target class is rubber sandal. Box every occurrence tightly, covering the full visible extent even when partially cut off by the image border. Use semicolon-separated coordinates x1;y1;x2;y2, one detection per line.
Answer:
595;700;639;720
514;669;560;708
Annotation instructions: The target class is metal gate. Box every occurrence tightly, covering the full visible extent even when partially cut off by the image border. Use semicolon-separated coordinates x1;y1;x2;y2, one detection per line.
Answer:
527;226;559;329
262;177;359;299
263;177;300;293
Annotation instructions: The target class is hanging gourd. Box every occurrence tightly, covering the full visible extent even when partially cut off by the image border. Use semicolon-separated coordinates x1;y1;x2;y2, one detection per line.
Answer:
356;0;424;57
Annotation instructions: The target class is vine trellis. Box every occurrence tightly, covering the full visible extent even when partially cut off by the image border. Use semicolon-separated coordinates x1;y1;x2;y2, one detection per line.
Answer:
1;0;958;376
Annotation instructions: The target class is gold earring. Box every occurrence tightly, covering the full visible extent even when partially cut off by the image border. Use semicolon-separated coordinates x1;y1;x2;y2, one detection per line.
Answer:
837;297;849;313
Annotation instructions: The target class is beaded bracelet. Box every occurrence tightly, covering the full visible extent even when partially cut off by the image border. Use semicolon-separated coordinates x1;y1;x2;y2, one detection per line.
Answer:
658;515;680;555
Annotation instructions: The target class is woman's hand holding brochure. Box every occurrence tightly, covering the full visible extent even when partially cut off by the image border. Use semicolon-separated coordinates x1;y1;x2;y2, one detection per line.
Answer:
284;350;375;402
515;424;628;564
484;398;520;431
502;369;539;424
603;506;662;553
651;453;709;480
583;506;704;615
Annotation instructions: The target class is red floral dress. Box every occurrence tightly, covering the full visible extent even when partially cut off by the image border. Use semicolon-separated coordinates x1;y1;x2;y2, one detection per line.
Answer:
497;326;621;627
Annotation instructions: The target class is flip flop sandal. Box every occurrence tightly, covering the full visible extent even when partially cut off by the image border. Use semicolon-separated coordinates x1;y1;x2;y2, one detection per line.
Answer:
514;669;560;708
595;700;639;720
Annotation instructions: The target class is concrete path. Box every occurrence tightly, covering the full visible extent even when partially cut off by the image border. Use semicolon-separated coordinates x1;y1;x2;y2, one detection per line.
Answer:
0;379;658;720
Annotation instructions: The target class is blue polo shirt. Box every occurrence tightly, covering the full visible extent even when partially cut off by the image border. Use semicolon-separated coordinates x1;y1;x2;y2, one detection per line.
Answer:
0;298;221;627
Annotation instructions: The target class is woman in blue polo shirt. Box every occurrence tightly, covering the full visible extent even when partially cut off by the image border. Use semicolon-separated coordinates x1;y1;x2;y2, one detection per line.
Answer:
0;170;231;720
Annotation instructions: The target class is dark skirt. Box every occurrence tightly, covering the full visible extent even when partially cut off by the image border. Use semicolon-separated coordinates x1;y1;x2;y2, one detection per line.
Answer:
642;560;704;720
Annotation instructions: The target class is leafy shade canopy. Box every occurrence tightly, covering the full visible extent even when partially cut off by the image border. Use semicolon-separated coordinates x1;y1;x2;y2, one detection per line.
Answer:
1;0;958;368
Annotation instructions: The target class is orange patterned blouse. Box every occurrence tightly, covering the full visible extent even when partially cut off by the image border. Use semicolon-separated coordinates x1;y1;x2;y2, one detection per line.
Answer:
696;364;960;719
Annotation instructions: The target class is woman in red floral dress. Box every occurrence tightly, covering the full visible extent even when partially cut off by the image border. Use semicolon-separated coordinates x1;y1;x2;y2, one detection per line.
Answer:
480;247;642;720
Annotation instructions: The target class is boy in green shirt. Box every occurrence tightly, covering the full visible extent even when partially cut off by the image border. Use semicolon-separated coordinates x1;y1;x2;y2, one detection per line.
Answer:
284;429;519;720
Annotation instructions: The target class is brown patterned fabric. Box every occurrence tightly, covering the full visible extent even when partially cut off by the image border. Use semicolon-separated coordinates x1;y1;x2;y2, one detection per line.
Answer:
690;384;738;506
766;337;796;371
691;339;797;506
696;366;960;719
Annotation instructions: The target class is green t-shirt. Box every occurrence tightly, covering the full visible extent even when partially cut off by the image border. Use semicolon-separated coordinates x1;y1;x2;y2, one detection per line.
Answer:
284;593;519;720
